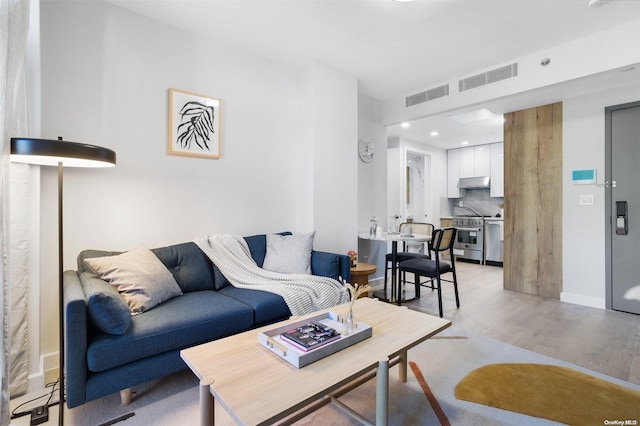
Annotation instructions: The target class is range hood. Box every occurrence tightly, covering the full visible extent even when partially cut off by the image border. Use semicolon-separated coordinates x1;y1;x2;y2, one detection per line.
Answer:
457;176;490;189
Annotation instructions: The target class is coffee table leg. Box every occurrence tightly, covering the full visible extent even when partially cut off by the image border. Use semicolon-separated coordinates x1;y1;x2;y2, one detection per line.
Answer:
376;359;389;426
200;379;215;426
398;349;407;382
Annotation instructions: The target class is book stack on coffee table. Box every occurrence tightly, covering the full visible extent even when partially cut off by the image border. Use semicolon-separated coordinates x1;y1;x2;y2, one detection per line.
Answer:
259;312;372;368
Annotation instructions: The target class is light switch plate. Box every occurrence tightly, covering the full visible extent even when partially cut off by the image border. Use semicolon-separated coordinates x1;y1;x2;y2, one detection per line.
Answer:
580;194;594;205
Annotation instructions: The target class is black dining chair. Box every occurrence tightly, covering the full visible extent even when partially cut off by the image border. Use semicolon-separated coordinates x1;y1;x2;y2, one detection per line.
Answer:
383;222;435;293
398;227;459;318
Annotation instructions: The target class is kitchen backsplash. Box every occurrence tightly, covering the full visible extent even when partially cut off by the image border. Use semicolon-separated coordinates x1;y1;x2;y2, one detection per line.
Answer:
450;189;504;217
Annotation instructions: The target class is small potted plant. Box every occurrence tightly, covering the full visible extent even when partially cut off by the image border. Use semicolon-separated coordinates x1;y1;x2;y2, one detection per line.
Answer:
347;250;358;267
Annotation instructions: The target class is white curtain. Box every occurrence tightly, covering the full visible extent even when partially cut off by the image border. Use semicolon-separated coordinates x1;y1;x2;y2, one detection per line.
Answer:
1;0;31;423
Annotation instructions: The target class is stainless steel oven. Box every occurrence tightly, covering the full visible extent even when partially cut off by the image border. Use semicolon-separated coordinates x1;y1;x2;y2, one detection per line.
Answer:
452;216;484;263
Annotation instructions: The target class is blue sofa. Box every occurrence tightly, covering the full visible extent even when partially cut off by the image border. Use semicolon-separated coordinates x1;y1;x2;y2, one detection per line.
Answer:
63;233;350;408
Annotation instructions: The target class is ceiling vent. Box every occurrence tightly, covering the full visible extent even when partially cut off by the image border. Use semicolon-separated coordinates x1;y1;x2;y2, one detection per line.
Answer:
458;63;518;92
405;84;450;107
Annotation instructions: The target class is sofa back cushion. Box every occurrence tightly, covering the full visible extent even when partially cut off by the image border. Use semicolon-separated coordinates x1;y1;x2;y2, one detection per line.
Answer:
311;251;341;281
78;249;122;273
210;233;292;291
152;242;215;293
243;234;268;268
78;243;215;295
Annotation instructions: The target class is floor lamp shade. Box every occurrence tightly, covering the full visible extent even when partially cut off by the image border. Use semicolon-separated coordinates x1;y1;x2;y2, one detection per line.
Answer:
10;137;116;425
10;137;116;167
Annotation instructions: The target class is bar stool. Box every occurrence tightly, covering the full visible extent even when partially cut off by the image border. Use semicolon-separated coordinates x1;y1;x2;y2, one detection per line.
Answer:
383;222;434;292
398;227;459;318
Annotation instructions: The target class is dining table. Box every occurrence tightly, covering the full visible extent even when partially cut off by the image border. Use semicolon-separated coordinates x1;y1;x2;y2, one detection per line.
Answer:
358;232;431;305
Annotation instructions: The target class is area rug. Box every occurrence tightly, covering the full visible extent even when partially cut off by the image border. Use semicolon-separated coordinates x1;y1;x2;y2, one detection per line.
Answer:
48;326;639;426
455;363;640;426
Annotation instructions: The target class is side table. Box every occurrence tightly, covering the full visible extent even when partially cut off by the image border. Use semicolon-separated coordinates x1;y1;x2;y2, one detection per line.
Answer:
350;262;376;298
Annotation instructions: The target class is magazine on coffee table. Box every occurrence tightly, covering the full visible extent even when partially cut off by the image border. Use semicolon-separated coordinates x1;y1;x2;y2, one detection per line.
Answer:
280;321;341;352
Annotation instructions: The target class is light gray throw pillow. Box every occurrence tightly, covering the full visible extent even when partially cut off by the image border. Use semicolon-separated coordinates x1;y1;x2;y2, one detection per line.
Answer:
84;247;183;314
263;231;315;274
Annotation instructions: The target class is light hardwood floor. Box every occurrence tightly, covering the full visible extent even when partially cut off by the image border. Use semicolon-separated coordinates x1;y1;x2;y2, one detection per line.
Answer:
373;261;640;385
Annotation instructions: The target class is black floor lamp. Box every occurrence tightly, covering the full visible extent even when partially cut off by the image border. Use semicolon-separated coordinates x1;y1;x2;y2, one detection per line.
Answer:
10;137;116;425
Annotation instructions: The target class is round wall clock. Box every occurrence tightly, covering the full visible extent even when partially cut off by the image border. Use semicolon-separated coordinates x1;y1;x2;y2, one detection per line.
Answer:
358;140;375;163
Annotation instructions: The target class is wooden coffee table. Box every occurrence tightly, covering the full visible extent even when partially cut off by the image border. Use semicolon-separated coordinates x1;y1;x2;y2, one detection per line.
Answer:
181;297;450;425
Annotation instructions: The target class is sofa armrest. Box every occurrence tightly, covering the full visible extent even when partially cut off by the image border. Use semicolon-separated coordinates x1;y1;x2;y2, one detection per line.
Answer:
311;251;351;283
63;270;89;408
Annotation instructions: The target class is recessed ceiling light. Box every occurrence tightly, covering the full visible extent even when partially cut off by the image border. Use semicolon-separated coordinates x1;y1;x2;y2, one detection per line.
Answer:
448;108;497;124
401;122;410;128
430;131;439;136
588;0;610;7
461;141;469;146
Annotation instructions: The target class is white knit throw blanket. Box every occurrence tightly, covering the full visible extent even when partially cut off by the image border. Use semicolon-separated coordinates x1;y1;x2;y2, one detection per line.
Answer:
194;234;348;316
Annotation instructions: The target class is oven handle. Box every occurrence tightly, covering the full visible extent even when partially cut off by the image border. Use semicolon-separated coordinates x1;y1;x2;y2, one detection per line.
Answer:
455;227;482;232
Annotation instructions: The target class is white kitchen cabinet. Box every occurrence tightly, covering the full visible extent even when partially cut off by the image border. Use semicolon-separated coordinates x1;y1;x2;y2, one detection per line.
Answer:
447;148;461;198
449;143;501;197
490;142;504;198
474;145;491;177
459;145;490;178
459;146;475;177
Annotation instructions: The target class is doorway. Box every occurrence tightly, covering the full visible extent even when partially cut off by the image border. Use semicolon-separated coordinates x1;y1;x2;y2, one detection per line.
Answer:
606;100;640;315
387;144;433;232
406;151;432;224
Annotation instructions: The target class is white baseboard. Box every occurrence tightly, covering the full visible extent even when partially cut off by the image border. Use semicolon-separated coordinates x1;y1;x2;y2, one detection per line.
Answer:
27;370;44;394
27;352;59;394
560;292;605;309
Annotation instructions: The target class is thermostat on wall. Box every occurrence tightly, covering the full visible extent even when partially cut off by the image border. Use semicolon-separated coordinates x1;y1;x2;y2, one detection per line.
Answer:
572;169;596;184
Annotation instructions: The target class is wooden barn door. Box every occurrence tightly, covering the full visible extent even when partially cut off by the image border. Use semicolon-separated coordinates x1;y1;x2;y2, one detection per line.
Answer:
504;102;563;298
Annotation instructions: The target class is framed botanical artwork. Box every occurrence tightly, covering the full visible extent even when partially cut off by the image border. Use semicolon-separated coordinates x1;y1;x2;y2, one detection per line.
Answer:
168;88;221;159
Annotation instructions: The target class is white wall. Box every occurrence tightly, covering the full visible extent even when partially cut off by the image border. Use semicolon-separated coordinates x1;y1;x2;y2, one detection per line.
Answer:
562;85;640;308
36;1;358;373
307;63;358;253
357;94;387;279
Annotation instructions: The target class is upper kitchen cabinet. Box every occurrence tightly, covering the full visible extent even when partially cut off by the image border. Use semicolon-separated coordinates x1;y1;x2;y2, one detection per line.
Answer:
448;143;504;198
447;148;461;198
490;142;504;197
459;146;474;177
474;145;491;176
459;146;490;178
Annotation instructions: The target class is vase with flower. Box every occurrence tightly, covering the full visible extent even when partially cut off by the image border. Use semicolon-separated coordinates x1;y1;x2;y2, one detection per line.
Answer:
347;250;358;267
341;279;371;335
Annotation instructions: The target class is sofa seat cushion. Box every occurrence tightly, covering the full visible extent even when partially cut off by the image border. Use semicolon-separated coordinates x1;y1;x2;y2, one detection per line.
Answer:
86;291;253;372
219;286;291;325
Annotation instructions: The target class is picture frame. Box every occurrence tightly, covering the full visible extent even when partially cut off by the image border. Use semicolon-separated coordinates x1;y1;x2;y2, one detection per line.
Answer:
168;88;221;159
